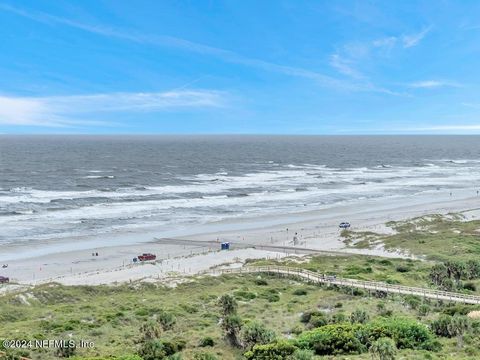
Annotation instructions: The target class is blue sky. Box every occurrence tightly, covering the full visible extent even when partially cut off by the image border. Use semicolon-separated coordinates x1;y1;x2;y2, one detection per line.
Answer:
1;0;480;134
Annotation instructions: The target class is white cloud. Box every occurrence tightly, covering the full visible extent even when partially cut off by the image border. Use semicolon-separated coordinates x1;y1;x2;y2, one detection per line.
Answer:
407;80;460;89
372;36;397;49
329;54;364;79
0;90;226;127
402;26;432;48
0;3;397;94
409;124;480;131
461;102;480;109
0;3;343;89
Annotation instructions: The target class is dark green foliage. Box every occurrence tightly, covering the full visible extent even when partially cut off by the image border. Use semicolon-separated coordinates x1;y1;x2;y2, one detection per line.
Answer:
350;309;369;324
418;304;430;316
262;293;280;303
241;321;276;350
139;320;162;341
463;282;477;291
244;340;298;359
364;317;437;350
222;314;243;347
218;294;238;316
429;260;478;291
395;265;410;273
330;312;347;324
300;310;327;328
466;260;480;279
369;337;397;360
296;317;437;356
234;290;257;301
296;323;366;355
447;315;470;348
292;289;308;296
54;340;76;358
254;278;269;286
198;336;215;347
404;295;421;310
158;310;176;331
138;339;167;360
308;314;328;329
300;310;319;324
137;338;185;360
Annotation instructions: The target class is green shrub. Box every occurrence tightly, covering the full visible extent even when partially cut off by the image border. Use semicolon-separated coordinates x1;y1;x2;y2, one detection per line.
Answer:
463;282;477;291
199;336;215;347
418;304;430;317
55;339;76;358
300;310;322;324
308;314;327;329
254;278;269;286
404;295;420;310
431;314;452;337
263;293;280;303
350;309;369;324
296;324;366;355
296;318;437;355
395;265;410;273
364;318;437;350
330;313;346;324
218;294;238;316
138;339;166;360
292;289;308;296
241;321;276;350
158;310;176;330
369;337;397;360
234;290;257;301
244;340;298;359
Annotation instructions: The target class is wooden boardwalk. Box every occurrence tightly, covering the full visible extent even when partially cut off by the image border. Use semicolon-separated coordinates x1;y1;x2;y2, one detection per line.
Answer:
209;266;480;305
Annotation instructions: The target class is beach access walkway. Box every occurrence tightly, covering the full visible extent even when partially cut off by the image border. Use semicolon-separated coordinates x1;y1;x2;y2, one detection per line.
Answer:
208;266;480;305
155;237;353;256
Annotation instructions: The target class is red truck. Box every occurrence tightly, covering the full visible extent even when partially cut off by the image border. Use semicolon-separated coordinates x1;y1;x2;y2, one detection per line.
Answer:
137;253;156;262
0;276;9;284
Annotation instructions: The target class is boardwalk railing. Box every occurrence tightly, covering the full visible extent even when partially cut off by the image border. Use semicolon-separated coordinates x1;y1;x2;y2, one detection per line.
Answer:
208;266;480;305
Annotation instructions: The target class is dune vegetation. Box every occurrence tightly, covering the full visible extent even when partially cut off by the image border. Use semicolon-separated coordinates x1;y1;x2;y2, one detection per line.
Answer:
2;214;480;359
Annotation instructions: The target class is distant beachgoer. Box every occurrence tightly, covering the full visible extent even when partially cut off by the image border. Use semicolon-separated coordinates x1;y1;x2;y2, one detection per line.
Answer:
95;252;99;256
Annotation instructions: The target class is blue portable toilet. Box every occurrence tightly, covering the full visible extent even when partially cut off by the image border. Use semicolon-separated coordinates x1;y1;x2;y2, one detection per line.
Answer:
225;242;230;250
221;242;226;250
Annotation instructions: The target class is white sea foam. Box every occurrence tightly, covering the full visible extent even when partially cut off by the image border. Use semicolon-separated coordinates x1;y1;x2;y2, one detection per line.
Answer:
2;160;480;245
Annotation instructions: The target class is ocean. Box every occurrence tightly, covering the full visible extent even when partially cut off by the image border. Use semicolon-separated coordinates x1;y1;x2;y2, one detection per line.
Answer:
1;135;480;247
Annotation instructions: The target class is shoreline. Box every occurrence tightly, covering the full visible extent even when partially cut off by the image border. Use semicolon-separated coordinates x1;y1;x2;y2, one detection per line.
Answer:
1;189;480;286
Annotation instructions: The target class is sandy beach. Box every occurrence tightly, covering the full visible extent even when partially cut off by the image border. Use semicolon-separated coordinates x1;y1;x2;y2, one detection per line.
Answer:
1;188;479;286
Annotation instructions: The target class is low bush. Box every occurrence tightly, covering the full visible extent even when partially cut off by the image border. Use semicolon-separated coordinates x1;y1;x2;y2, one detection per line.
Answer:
198;336;215;347
463;282;477;291
240;321;276;350
292;289;308;296
296;317;438;356
254;278;269;286
234;290;257;301
244;340;298;359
